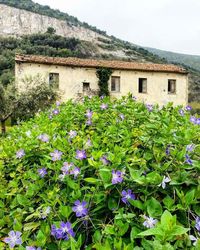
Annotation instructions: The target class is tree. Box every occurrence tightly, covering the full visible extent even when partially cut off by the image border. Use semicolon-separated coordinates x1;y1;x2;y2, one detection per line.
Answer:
46;27;56;35
0;76;59;134
0;83;17;134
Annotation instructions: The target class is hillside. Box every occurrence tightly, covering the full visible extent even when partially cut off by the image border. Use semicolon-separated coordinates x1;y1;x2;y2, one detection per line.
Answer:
0;0;200;103
146;47;200;72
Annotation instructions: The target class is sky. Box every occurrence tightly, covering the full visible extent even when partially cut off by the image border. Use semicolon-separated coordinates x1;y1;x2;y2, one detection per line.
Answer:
34;0;200;56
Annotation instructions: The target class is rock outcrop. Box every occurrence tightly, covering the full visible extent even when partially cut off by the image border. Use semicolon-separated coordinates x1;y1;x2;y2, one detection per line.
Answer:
0;4;103;42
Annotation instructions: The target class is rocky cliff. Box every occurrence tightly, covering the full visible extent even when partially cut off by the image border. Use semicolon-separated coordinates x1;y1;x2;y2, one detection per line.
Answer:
0;4;104;42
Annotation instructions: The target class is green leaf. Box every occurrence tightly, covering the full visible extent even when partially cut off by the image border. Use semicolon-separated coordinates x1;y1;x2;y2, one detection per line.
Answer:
129;200;144;210
36;230;46;247
59;205;72;218
146;197;163;217
170;225;189;236
138;226;163;236
163;196;175;210
24;222;40;231
104;225;115;235
108;198;118;210
66;178;79;190
84;177;99;184
185;189;195;206
130;227;141;241
99;168;111;184
160;210;175;229
128;168;145;185
16;194;29;206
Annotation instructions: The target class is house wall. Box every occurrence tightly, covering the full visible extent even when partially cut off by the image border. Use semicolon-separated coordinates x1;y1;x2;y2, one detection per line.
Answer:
15;62;188;106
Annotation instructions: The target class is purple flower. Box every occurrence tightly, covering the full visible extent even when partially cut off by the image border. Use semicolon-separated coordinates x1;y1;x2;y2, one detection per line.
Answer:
70;167;80;178
119;114;125;120
16;149;25;159
25;130;31;137
189;235;198;246
146;104;153;112
4;231;22;248
112;170;123;184
38;134;49;143
52;109;60;115
100;95;105;99
38;168;47;178
158;176;171;189
50;150;63;161
85;139;92;148
86;119;92;126
190;116;197;124
186;144;195;152
58;222;75;239
76;150;87;160
179;109;185;116
121;189;136;204
100;103;108;110
56;101;61;106
185;154;193;165
72;200;88;217
185;105;192;111
51;225;62;239
68;130;77;139
40;206;51;219
86;109;93;118
61;162;73;174
195;217;200;232
196;118;200;125
26;246;41;250
51;222;75;240
132;96;137;101
165;145;170;155
100;155;110;165
143;215;158;228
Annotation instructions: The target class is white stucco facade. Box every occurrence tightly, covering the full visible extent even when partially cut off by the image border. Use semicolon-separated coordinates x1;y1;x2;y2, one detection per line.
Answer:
15;57;188;106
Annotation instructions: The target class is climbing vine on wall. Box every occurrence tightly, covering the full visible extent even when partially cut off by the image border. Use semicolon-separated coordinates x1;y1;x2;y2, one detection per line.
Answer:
96;68;112;96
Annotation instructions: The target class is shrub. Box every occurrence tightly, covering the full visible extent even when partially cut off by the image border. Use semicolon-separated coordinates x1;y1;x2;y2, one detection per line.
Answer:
0;96;200;249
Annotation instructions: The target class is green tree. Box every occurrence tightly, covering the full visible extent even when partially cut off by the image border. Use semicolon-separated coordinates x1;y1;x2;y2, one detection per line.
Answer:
0;76;59;134
46;27;56;35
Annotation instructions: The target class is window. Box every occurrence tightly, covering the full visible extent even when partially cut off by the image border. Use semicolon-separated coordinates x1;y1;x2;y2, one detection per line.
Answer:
83;82;90;92
168;79;176;94
138;78;147;93
111;76;120;92
49;73;59;88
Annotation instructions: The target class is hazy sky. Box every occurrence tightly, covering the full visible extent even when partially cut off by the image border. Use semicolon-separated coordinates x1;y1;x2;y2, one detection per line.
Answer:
34;0;200;56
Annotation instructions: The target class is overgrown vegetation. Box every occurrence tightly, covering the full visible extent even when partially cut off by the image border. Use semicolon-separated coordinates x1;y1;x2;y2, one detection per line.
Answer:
0;76;58;134
0;32;97;85
0;96;199;249
96;68;112;96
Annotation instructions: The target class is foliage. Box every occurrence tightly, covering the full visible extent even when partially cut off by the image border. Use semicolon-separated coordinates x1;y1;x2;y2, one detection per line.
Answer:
96;68;112;96
0;77;58;134
0;33;89;86
0;95;200;249
46;27;56;35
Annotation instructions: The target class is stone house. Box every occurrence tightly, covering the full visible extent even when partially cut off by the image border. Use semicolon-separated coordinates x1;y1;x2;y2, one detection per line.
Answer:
15;54;188;106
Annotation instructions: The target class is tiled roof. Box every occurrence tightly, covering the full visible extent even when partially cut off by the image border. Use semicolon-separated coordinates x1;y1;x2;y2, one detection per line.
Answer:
15;54;188;74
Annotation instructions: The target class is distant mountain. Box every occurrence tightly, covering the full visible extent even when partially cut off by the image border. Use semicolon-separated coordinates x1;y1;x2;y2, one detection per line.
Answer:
0;0;200;103
146;47;200;72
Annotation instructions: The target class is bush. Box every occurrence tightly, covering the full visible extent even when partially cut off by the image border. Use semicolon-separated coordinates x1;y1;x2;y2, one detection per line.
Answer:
0;96;200;249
